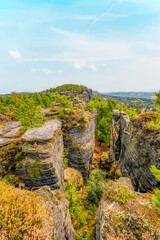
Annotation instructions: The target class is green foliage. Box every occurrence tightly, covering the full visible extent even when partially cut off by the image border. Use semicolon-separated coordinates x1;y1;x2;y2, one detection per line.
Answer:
151;166;160;212
43;84;88;93
103;181;136;206
155;91;160;112
133;111;160;132
87;169;106;206
151;166;160;181
155;92;160;106
65;182;86;230
12;95;45;133
86;95;138;145
94;91;157;111
65;180;97;240
152;188;160;212
146;118;160;131
63;148;68;169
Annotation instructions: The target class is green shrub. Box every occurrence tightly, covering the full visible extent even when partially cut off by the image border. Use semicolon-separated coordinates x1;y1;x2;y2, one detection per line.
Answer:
63;148;68;169
146;119;160;131
65;182;86;229
103;181;136;206
87;169;106;206
151;166;160;212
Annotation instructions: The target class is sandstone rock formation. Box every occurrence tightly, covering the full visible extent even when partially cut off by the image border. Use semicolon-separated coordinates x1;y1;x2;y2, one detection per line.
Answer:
63;110;97;182
96;177;160;240
36;186;75;240
110;110;160;192
17;120;65;191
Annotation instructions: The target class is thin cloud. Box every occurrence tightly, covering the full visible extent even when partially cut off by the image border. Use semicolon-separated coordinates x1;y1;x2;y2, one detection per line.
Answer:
31;68;52;74
50;27;72;36
76;15;96;21
8;50;21;59
58;69;63;73
85;2;117;31
73;62;98;71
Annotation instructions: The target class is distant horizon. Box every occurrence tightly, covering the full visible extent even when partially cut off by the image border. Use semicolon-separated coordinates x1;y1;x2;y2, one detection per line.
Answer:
0;86;159;96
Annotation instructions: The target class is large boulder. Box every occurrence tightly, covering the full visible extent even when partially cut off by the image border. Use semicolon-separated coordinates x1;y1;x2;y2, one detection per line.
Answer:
96;177;160;240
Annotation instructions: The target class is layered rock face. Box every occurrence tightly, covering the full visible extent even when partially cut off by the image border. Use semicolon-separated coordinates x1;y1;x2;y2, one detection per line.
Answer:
110;110;160;192
0;121;22;175
63;110;97;182
96;177;160;240
0;121;22;147
37;186;75;240
18;120;65;191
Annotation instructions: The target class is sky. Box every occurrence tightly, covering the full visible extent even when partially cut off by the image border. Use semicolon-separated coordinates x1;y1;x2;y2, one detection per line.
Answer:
0;0;160;93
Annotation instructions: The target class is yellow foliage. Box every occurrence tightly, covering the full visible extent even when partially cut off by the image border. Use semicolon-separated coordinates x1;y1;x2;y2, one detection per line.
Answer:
0;125;6;128
0;179;50;239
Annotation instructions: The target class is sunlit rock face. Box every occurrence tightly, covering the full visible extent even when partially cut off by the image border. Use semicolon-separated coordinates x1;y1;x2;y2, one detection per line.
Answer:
63;110;97;182
18;120;65;191
110;110;160;192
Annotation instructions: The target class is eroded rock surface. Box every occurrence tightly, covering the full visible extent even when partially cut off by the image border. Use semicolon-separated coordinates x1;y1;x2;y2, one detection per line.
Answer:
18;120;65;191
96;177;160;240
110;110;160;192
37;186;75;240
63;110;97;182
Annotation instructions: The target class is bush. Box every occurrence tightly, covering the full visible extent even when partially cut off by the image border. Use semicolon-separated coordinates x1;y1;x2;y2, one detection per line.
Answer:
0;179;49;239
87;169;106;206
103;180;135;206
63;148;68;169
151;166;160;212
146;119;160;131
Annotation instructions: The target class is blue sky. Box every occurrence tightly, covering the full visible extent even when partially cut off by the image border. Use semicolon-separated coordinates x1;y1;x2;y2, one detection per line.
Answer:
0;0;160;93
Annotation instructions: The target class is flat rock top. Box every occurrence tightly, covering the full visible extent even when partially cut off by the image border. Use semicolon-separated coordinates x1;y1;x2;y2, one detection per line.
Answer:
22;120;61;142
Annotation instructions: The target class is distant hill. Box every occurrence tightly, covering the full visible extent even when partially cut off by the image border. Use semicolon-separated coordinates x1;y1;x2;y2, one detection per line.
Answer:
93;91;157;111
102;92;156;99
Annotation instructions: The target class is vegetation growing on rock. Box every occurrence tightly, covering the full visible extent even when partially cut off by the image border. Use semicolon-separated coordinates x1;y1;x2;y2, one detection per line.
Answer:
0;179;50;240
151;166;160;212
43;84;88;93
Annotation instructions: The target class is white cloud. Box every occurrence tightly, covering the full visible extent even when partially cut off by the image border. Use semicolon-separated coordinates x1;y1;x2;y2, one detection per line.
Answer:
31;68;38;73
73;62;98;71
58;70;63;73
8;50;21;59
42;68;52;73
